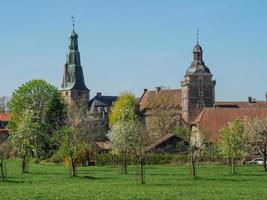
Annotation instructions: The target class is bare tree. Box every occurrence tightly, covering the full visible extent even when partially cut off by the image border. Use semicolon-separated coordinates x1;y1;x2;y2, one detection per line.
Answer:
244;117;267;172
60;101;107;176
146;93;182;141
128;120;148;184
0;96;9;113
175;127;206;177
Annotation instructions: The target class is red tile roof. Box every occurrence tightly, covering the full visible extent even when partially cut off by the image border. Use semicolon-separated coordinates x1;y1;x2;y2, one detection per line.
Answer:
139;89;182;112
215;101;267;108
0;113;10;122
192;108;267;142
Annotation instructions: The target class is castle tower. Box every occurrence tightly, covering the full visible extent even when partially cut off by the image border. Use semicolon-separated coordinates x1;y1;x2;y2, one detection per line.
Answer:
181;35;216;123
60;19;89;104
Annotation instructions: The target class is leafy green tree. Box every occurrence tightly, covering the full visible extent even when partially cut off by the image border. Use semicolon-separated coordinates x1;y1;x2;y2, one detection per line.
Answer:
109;92;138;125
9;110;40;173
8;79;66;158
59;127;90;177
108;93;139;174
218;119;245;175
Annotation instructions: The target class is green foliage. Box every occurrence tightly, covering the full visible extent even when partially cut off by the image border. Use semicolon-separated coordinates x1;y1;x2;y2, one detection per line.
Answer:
9;110;40;159
217;119;246;174
8;79;66;158
2;160;267;200
218;119;245;159
58;127;91;164
109;92;138;125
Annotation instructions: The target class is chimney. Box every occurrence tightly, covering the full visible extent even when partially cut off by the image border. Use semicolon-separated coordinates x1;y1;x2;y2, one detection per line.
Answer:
248;96;256;103
97;92;102;97
265;92;267;101
144;88;148;93
155;87;161;93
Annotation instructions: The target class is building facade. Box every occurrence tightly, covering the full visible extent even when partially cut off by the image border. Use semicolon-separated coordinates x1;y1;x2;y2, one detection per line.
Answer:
181;42;216;123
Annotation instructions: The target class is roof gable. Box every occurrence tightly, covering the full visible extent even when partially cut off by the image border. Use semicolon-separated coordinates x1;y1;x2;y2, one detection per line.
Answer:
139;89;182;112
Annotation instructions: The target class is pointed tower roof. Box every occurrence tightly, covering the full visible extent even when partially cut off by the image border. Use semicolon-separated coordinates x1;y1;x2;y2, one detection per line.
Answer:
60;19;89;91
185;32;211;76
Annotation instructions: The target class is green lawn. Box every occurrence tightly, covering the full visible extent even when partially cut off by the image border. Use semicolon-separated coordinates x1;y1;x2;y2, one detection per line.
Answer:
0;160;267;200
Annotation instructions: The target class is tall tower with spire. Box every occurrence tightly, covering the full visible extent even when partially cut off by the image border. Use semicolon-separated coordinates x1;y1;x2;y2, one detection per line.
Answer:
181;32;216;123
60;17;89;104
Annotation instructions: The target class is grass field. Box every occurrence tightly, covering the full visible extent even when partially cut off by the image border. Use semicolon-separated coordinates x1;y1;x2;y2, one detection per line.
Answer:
1;160;267;200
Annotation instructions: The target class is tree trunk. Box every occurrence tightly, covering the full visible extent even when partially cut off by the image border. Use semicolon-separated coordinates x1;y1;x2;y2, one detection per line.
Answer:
231;157;236;175
123;151;127;174
70;158;76;176
140;158;145;184
0;157;4;181
191;155;196;177
263;154;267;172
22;155;27;173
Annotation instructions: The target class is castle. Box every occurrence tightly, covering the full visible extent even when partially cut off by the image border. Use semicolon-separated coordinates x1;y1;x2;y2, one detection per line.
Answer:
59;27;267;148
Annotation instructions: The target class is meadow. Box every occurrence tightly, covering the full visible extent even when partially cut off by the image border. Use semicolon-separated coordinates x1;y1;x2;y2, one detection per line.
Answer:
1;160;267;200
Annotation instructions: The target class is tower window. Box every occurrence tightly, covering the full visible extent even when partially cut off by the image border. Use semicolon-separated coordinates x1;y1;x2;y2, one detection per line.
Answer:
198;76;203;81
199;91;203;97
78;92;82;96
66;91;69;96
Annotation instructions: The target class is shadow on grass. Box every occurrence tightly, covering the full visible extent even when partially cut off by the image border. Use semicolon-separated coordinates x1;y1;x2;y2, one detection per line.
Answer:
0;179;26;184
27;172;69;175
195;176;251;182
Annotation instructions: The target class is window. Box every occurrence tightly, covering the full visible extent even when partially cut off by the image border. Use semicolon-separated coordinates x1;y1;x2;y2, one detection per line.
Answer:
198;76;203;81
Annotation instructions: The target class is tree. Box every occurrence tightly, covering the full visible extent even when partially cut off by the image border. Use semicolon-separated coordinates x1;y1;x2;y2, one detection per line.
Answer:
109;92;138;125
244;117;267;172
0;96;9;113
108;120;131;174
9;110;40;173
108;118;148;183
0;142;9;181
128;120;148;184
108;93;139;174
8;79;66;158
59;101;106;176
146;92;182;141
175;127;205;177
59;127;90;177
218;119;245;175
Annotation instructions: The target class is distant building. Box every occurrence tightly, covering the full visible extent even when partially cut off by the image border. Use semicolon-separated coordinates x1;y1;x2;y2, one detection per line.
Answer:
59;28;90;104
139;39;267;145
88;92;118;121
59;27;117;124
0;113;10;143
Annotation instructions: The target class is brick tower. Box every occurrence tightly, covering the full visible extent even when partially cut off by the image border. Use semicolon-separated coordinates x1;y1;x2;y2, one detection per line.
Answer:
181;36;216;123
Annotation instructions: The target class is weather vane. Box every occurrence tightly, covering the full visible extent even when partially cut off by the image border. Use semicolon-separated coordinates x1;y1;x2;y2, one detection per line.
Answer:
196;29;199;44
71;16;75;30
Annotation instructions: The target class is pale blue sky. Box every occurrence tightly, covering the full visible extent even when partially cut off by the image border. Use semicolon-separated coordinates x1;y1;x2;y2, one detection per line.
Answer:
1;0;267;101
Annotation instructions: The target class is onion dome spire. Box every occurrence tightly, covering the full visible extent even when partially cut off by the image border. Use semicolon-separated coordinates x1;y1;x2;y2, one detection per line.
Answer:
185;30;212;76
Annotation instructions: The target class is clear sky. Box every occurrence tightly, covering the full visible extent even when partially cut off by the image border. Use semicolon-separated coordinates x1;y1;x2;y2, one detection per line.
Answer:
1;0;267;101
